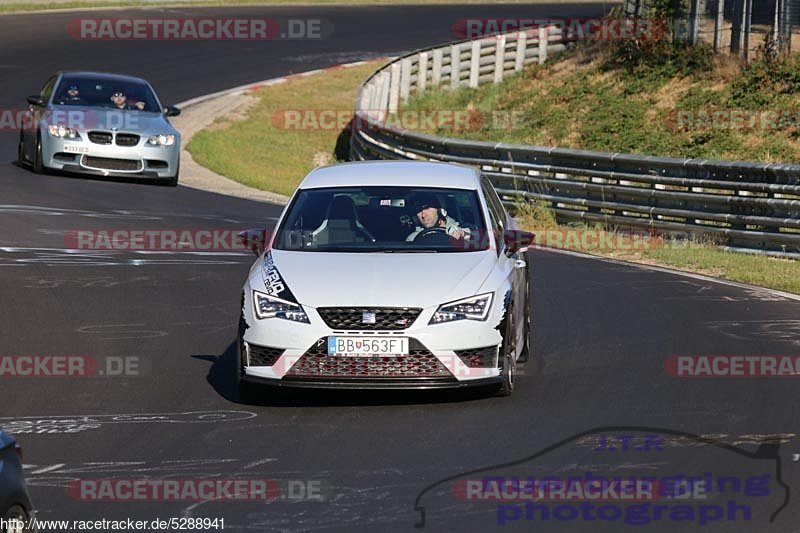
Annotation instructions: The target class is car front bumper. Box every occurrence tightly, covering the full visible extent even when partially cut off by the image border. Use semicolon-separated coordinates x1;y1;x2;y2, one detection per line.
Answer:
42;134;179;178
239;289;505;389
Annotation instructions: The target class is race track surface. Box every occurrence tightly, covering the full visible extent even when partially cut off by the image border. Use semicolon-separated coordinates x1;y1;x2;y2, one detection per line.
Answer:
1;4;798;531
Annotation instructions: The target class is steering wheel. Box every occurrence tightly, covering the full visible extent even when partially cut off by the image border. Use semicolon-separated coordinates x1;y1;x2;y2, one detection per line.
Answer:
414;226;450;244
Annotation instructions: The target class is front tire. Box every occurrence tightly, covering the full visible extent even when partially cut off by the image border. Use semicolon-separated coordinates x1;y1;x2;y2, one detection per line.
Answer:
497;303;517;397
17;132;25;166
32;134;43;174
3;505;30;533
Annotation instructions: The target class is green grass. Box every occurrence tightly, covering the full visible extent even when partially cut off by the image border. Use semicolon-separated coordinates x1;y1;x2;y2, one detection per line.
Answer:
186;61;380;196
404;43;800;163
0;0;609;14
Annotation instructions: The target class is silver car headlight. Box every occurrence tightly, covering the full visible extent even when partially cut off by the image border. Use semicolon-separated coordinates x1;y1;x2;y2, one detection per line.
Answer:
429;292;493;324
146;134;176;146
253;290;309;323
47;125;80;139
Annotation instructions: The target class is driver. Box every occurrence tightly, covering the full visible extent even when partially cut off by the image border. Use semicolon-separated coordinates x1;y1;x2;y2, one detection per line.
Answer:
110;89;146;111
406;194;470;241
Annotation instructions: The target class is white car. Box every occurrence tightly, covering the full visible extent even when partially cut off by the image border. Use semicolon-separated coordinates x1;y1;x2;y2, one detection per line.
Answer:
237;161;533;398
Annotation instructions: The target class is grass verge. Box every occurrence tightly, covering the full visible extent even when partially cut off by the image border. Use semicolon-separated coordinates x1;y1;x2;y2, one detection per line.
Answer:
516;200;800;294
404;42;800;163
186;61;380;196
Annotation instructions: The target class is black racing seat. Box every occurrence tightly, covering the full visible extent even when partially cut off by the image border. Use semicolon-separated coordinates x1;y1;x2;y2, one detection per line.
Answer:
311;195;375;245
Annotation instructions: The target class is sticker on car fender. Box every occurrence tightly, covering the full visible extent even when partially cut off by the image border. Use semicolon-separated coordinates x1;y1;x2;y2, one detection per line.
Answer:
260;251;297;303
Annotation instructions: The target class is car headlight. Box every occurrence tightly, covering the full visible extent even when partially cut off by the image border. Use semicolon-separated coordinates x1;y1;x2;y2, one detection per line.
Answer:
146;134;176;146
47;125;80;139
429;292;493;324
253;290;309;323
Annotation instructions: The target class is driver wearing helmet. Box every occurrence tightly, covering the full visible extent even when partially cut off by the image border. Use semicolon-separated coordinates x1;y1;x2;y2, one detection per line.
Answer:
406;194;470;241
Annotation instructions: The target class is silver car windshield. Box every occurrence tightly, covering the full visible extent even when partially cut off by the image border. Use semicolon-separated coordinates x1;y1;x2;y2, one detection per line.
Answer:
53;77;160;112
273;186;490;252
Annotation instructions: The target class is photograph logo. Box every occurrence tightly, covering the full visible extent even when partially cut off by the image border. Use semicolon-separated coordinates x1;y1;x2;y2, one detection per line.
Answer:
413;426;790;529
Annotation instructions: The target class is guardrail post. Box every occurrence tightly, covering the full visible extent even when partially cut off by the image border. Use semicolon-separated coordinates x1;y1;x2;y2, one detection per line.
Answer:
469;40;481;88
400;58;412;103
494;35;506;83
515;32;527;72
539;25;549;64
379;71;390;113
418;52;429;92
451;43;462;88
368;81;379;111
389;62;401;113
432;48;443;86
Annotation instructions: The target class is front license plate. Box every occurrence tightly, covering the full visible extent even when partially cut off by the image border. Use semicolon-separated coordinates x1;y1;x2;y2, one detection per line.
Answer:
327;337;409;357
63;144;89;153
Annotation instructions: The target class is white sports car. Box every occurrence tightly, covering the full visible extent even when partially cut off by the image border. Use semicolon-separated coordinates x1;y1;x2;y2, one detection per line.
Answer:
237;160;533;398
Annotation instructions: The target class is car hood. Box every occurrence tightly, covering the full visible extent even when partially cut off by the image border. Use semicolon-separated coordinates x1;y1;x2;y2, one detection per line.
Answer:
48;105;176;134
255;249;497;308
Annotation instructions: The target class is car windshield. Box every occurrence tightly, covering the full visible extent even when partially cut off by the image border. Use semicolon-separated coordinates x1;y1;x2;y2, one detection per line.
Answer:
52;77;160;111
273;186;490;252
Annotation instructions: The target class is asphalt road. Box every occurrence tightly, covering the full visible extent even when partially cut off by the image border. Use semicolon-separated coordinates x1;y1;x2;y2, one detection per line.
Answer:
1;3;799;532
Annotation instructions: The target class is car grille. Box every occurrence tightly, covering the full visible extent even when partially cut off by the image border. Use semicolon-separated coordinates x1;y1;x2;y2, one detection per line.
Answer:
82;156;142;172
455;346;499;368
115;133;140;146
247;343;284;366
316;307;421;331
88;131;113;144
285;337;452;379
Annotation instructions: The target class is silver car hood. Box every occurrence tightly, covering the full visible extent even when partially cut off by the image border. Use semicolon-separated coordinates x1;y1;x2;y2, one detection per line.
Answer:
258;249;497;308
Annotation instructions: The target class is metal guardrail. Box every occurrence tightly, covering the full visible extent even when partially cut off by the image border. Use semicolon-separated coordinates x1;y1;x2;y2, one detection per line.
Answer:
349;29;800;256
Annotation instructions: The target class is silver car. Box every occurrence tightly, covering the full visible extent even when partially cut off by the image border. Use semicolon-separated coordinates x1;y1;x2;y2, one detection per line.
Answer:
18;71;181;186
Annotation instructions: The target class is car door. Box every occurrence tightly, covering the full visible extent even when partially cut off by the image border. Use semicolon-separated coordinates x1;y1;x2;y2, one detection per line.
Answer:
22;74;58;154
481;177;525;356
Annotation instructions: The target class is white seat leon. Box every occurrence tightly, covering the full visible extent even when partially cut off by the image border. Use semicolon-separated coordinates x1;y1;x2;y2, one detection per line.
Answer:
237;160;533;399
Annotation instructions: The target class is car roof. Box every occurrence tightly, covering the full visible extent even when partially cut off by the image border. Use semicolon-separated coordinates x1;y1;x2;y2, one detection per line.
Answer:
298;161;481;190
57;71;150;85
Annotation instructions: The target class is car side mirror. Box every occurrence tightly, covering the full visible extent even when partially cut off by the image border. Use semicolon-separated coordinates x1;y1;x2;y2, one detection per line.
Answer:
503;230;535;257
26;95;44;107
238;228;269;256
164;105;181;117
